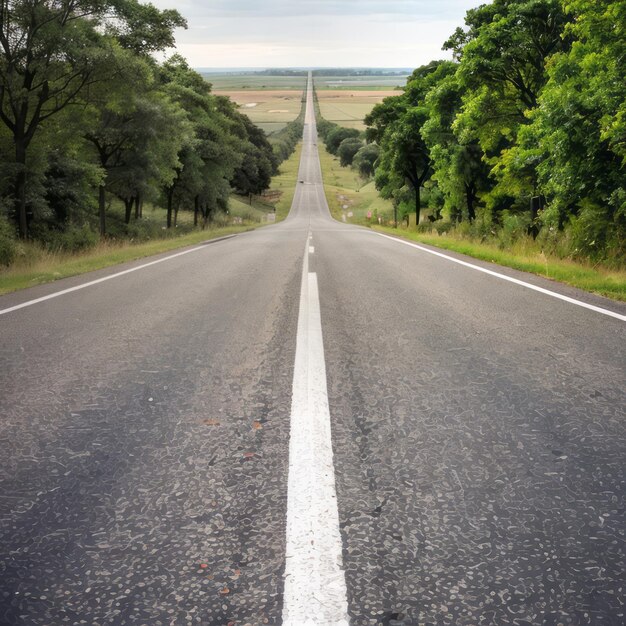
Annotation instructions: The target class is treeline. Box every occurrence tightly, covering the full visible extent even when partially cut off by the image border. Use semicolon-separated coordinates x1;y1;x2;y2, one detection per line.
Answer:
312;69;409;77
364;0;625;263
0;1;297;264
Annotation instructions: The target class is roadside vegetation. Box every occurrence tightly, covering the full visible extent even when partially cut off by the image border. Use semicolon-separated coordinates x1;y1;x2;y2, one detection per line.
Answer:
313;0;626;300
317;135;626;302
360;0;625;270
0;141;303;295
0;0;305;278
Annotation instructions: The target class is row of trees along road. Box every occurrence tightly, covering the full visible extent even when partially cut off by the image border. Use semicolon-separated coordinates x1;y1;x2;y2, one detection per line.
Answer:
365;0;625;263
0;0;281;248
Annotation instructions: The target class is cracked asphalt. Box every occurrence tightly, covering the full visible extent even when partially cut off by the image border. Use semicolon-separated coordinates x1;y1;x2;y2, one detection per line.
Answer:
1;74;625;625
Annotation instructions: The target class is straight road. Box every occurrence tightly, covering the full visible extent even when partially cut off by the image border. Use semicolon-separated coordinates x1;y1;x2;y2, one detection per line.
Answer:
1;74;625;626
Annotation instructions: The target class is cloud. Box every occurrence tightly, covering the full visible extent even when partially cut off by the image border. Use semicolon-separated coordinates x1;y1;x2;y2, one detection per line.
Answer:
149;0;481;67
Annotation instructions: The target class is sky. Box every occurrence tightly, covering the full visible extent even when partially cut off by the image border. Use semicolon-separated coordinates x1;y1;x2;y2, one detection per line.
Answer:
150;0;482;69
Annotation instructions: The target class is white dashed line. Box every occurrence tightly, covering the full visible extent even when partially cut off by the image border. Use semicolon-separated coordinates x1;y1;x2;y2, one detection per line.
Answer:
375;232;626;322
309;246;315;254
282;236;349;626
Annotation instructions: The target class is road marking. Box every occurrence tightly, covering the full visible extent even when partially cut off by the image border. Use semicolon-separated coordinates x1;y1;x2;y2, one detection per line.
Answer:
309;246;315;254
0;236;236;317
283;237;349;626
375;232;626;322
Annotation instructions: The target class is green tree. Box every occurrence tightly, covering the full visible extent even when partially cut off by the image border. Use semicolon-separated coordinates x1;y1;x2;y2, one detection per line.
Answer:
0;0;186;238
352;143;380;179
158;56;243;229
325;127;360;155
445;0;572;215
368;61;456;224
337;137;364;167
422;69;491;222
517;0;626;259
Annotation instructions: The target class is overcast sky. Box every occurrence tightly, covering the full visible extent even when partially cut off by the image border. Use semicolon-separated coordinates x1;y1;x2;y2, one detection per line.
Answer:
150;0;482;69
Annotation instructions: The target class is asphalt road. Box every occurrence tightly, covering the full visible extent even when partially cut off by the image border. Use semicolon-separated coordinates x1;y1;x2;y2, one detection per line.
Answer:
1;74;625;626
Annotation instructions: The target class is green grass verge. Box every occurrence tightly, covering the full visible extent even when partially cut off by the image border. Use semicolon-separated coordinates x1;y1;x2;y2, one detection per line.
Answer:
374;227;626;302
318;142;393;223
0;142;303;296
272;142;303;221
317;138;626;302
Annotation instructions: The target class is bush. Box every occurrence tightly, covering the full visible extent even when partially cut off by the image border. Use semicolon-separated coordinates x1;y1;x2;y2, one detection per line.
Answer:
496;212;532;249
36;223;99;253
0;217;18;266
337;138;364;167
352;144;380;178
325;127;361;155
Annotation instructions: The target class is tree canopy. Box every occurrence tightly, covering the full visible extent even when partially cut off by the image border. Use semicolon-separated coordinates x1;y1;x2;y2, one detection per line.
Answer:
362;0;623;262
0;0;280;247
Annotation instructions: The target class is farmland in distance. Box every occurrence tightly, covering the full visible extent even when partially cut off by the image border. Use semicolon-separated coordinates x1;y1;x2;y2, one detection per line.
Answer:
203;72;407;134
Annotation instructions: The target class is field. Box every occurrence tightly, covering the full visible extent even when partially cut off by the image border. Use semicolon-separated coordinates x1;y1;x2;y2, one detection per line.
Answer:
314;75;407;90
221;88;396;134
204;73;407;91
204;74;307;91
220;90;305;134
316;89;398;130
208;72;404;133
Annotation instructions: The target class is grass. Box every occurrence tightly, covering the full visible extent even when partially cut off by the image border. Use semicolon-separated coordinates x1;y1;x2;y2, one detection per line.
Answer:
272;142;304;220
375;226;626;301
318;142;394;223
317;140;626;302
0;226;253;296
0;142;304;296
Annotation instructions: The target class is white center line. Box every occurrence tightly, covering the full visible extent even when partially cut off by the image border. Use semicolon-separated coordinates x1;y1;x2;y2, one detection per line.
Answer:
282;237;349;626
375;232;626;322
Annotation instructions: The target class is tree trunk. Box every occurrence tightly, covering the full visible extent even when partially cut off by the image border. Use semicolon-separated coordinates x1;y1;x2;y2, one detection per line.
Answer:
166;188;174;228
124;197;134;224
194;196;199;227
465;182;476;222
99;185;106;237
15;138;28;239
174;206;179;227
415;186;421;226
134;193;141;220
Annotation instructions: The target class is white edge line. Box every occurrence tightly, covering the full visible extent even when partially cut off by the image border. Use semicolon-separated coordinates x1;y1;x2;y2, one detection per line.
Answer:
0;236;235;317
374;232;626;322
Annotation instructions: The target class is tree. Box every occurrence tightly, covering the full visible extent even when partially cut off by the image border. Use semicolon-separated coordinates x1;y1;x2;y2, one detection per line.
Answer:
352;143;380;179
337;137;363;167
158;56;243;228
325;127;360;155
516;0;626;259
368;61;456;225
0;0;186;238
444;0;572;215
422;69;491;222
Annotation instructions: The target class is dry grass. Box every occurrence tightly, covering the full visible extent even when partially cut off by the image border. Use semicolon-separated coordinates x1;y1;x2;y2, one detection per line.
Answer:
317;90;397;130
221;90;305;133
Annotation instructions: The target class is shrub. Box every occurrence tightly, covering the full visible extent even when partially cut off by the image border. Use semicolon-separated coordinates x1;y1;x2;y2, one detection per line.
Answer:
0;217;18;266
37;223;99;253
